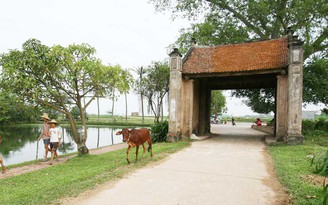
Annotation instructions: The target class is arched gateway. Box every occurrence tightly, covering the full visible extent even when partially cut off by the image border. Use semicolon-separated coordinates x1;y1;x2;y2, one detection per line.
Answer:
167;29;304;144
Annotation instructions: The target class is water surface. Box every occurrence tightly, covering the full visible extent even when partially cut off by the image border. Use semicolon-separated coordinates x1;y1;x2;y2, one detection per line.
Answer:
0;126;123;166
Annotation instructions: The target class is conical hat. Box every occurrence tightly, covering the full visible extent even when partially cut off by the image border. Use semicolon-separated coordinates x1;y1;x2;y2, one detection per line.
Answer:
48;119;57;124
41;113;50;120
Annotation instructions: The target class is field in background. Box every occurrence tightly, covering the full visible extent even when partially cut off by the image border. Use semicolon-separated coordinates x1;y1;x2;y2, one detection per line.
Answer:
86;114;167;126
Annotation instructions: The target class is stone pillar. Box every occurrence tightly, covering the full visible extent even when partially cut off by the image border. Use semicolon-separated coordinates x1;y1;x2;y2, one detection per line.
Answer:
167;48;183;142
181;78;194;138
192;80;200;134
198;79;208;135
286;29;304;144
276;75;288;141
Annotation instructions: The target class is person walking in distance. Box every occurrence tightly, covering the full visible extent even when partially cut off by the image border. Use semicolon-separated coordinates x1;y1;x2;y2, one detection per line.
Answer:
48;119;61;165
37;113;51;161
232;117;236;126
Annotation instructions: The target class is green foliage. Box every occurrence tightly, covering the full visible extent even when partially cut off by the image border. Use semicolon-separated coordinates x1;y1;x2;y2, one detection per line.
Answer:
150;120;168;143
151;0;328;108
211;90;226;115
0;91;40;124
323;108;328;116
303;59;328;105
71;106;81;120
323;183;328;205
302;119;328;146
311;150;328;176
0;39;129;154
142;61;170;122
232;88;275;114
303;119;328;133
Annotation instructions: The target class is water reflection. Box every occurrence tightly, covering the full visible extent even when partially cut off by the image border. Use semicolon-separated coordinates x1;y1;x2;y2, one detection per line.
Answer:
0;126;122;166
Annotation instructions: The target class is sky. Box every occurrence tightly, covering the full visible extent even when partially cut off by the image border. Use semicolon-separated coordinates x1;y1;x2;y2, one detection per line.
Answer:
0;0;324;117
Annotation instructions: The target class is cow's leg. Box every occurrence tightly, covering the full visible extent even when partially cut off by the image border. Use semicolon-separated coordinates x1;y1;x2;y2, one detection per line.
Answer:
135;145;139;161
142;143;146;159
148;139;153;157
126;146;131;164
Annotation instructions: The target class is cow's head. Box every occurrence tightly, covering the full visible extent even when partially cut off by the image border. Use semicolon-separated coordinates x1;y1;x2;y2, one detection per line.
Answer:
116;128;130;142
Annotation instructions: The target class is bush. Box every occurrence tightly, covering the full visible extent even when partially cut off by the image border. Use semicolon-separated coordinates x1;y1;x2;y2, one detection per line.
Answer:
311;150;328;176
302;120;315;134
150;120;168;143
315;118;328;131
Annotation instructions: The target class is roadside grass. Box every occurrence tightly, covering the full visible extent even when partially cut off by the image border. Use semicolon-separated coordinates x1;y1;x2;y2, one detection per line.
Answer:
269;144;326;205
269;131;328;205
0;141;190;205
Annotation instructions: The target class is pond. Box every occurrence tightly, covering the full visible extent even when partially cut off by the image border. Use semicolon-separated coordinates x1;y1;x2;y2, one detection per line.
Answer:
0;125;123;166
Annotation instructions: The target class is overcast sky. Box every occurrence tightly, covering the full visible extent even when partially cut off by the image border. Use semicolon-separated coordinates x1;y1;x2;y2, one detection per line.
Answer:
0;0;323;116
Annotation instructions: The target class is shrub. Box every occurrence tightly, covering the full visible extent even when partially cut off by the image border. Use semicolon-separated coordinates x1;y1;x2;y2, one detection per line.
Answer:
315;118;328;131
311;150;328;176
150;120;168;143
302;120;315;134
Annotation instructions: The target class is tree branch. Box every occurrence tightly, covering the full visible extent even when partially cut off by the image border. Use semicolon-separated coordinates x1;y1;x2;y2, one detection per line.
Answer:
205;0;266;38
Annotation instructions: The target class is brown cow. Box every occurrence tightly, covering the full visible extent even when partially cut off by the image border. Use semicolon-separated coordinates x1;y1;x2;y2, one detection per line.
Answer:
0;135;5;174
116;128;153;164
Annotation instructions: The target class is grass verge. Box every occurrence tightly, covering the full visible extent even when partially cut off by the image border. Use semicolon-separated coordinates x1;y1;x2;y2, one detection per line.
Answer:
0;141;190;205
269;143;327;205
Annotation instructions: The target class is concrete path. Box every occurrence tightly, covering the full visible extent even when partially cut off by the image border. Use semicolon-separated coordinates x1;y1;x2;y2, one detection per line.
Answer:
67;123;280;205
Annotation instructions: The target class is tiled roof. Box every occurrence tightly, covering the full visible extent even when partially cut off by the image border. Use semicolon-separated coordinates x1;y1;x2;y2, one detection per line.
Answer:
182;37;288;74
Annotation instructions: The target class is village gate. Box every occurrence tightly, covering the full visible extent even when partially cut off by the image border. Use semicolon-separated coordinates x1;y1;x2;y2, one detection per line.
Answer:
167;29;304;144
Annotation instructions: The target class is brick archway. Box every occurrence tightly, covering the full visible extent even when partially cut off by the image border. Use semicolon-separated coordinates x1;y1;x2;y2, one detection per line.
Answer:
167;31;304;144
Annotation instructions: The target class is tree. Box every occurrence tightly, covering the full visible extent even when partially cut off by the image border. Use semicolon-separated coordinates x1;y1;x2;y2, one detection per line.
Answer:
0;91;40;124
143;61;170;123
107;67;132;121
0;39;126;155
151;0;328;111
211;90;227;115
134;66;147;124
233;88;276;114
303;58;328;105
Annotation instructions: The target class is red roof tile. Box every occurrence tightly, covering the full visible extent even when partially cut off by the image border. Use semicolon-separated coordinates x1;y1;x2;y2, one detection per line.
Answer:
182;37;288;74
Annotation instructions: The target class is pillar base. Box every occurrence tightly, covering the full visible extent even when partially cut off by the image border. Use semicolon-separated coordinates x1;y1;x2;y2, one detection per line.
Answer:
285;134;304;145
166;132;181;142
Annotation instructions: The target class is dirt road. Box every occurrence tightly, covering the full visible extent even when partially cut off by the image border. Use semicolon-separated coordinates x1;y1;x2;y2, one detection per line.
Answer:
64;123;288;205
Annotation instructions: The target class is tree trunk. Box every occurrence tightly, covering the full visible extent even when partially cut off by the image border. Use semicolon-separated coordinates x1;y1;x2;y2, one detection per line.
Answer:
111;92;115;122
125;92;128;123
67;112;89;155
97;96;100;121
141;94;144;124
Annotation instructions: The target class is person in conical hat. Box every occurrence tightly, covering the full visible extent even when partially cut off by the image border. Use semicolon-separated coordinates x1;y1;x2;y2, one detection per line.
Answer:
48;119;61;165
37;113;51;161
40;113;50;120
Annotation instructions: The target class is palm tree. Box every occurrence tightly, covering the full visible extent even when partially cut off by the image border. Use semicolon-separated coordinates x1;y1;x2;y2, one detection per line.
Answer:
134;66;147;124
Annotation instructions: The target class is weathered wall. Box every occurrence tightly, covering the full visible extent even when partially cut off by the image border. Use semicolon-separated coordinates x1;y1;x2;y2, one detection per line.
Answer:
181;79;194;138
192;80;200;134
167;49;182;141
276;75;288;141
286;35;304;144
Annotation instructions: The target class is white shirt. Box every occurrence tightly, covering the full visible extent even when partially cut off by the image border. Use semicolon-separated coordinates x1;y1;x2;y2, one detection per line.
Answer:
49;127;61;142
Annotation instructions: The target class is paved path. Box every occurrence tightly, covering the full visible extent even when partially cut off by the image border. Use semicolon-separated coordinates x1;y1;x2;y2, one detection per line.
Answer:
67;123;282;205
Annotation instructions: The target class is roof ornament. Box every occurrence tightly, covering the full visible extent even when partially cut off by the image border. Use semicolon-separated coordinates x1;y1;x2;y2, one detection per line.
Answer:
169;48;182;57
